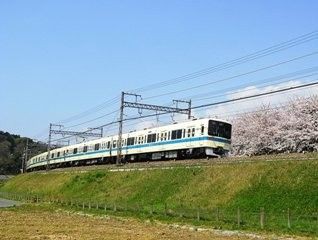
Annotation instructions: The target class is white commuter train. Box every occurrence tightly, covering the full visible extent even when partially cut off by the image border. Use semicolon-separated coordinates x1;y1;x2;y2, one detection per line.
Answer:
26;118;232;171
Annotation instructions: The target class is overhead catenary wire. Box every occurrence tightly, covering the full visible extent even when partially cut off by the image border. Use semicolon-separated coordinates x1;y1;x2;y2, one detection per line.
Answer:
185;66;318;101
62;109;120;130
192;73;318;102
132;30;318;93
57;96;120;124
48;80;318;144
143;51;318;100
43;31;318;132
36;31;318;146
191;80;318;111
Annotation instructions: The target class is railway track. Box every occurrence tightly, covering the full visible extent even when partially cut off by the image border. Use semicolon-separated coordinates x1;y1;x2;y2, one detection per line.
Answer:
30;153;318;174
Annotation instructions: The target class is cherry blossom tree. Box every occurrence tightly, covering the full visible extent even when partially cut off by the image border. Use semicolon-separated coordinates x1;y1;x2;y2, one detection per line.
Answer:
231;96;318;155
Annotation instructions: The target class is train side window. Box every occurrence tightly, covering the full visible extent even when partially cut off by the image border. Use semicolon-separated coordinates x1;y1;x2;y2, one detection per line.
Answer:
106;141;110;149
51;153;54;158
73;148;78;154
183;129;185;138
113;140;117;148
201;126;204;135
83;146;88;152
94;143;100;151
127;137;135;146
187;129;191;137
171;129;182;140
168;131;170;140
57;152;60;158
147;133;156;143
192;128;195;137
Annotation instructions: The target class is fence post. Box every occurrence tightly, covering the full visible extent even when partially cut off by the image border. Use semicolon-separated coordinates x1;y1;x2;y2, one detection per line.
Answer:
287;208;291;229
260;207;264;229
96;203;99;210
197;209;200;221
104;204;107;212
113;203;117;212
179;209;183;218
216;207;219;222
164;203;167;216
137;203;141;213
82;202;85;210
89;202;91;210
237;208;241;228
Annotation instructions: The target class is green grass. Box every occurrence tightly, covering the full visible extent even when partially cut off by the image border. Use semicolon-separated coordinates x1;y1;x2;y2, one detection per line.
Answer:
1;156;317;235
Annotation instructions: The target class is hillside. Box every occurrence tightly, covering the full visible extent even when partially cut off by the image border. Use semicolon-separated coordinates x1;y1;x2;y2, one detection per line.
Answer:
2;157;317;214
0;131;47;174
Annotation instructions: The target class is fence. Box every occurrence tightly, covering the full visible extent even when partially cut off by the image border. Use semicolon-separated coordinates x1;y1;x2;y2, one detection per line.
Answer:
0;191;317;234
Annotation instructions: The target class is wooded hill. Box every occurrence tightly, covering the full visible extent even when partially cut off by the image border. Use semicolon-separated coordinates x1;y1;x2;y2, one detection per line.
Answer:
0;131;46;174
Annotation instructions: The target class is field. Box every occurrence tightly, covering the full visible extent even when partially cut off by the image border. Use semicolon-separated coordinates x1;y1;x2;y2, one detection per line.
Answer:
1;154;317;236
0;204;293;240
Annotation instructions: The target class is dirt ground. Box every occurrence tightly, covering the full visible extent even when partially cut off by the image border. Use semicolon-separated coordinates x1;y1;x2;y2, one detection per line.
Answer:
0;205;310;240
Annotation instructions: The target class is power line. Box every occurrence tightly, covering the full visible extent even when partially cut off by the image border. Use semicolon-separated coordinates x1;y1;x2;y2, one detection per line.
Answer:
143;51;318;100
48;80;318;144
132;30;318;93
191;80;318;110
63;109;119;129
193;73;318;102
57;96;120;124
37;31;318;139
185;66;318;101
39;31;318;138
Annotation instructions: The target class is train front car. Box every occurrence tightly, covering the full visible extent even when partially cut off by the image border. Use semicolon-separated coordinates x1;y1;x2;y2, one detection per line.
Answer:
205;119;232;157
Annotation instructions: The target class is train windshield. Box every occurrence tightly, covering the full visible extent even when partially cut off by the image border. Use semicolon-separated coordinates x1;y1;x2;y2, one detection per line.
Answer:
208;120;232;139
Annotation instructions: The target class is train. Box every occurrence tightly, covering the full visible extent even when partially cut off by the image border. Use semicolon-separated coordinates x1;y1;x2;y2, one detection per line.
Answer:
26;118;232;171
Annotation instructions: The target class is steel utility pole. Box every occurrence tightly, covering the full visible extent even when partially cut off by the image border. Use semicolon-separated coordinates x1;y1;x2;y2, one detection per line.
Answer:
117;92;124;165
116;91;191;165
46;123;53;171
117;92;141;165
46;123;103;171
173;99;192;119
21;138;29;173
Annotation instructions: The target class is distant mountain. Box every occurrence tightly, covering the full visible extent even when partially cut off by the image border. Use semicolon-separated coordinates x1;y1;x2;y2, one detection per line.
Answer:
0;131;47;174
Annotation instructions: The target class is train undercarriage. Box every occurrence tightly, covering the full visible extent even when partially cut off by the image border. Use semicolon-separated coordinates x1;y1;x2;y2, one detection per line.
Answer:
27;147;228;172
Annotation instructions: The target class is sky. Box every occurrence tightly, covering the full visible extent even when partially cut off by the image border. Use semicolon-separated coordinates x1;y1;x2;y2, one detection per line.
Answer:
1;0;318;142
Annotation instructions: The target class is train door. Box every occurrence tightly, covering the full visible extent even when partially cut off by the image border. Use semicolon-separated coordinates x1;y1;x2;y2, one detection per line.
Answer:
186;127;195;148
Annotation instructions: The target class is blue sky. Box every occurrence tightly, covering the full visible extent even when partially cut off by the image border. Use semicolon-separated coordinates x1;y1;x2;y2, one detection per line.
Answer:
1;1;318;140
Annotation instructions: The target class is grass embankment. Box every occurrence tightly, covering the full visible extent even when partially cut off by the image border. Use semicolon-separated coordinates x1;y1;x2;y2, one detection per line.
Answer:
1;157;317;235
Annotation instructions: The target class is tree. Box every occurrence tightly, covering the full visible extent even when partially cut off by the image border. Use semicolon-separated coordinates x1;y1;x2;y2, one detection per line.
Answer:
231;96;318;156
